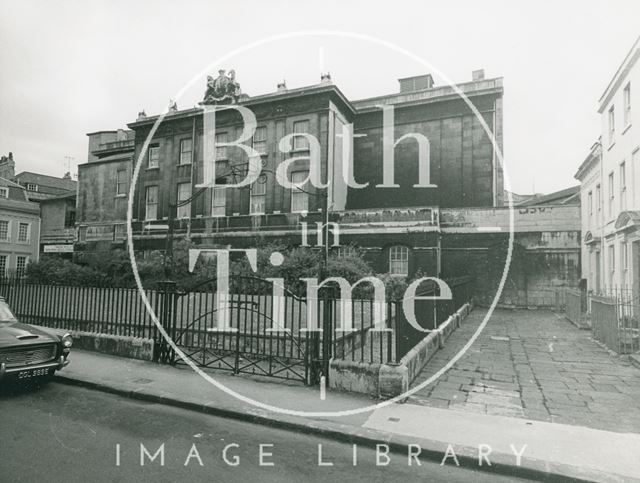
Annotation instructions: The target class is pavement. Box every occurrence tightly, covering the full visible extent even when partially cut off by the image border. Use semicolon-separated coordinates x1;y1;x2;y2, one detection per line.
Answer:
49;338;640;482
410;309;640;434
2;383;521;482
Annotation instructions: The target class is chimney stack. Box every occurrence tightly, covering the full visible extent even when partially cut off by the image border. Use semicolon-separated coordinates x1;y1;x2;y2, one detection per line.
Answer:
0;152;15;179
472;69;485;81
320;72;332;84
277;80;287;92
398;74;434;93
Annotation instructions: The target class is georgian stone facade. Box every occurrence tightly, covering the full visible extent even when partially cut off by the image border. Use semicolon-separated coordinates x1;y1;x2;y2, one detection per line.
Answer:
76;71;504;279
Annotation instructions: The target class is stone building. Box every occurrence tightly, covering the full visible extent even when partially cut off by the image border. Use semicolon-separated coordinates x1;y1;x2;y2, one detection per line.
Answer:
12;171;76;203
0;152;77;259
39;192;77;257
76;128;134;247
77;70;504;279
440;202;581;308
0;176;40;276
575;34;640;296
575;140;603;293
71;69;583;306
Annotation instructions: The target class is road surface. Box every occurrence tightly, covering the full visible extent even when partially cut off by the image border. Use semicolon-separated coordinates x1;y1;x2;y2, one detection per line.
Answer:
0;381;527;482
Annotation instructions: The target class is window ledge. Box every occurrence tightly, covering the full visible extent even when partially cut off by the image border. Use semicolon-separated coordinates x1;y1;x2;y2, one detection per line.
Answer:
622;123;632;135
178;162;192;167
115;194;126;198
146;166;160;171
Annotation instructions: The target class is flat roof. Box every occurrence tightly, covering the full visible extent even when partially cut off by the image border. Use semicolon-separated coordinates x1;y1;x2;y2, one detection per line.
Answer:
127;82;355;128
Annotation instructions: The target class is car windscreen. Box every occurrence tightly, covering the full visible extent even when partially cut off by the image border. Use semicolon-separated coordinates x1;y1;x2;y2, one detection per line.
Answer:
0;300;17;322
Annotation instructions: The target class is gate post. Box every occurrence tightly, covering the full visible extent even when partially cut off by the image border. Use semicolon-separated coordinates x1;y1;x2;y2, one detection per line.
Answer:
154;280;177;364
321;288;333;385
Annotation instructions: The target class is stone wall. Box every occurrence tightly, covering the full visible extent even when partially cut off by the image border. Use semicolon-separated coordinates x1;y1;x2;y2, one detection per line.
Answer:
350;93;502;209
77;158;131;223
329;303;472;398
32;325;154;361
441;205;581;308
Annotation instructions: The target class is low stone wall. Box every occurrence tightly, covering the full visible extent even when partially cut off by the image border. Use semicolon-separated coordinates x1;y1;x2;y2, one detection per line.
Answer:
32;325;155;361
400;304;470;388
329;302;473;398
71;332;154;361
329;359;381;395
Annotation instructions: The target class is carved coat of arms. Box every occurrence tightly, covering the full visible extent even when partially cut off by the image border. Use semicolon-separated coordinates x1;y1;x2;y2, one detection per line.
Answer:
201;69;242;104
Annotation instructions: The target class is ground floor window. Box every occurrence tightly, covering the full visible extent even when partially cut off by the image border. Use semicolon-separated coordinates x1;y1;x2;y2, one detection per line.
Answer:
16;255;28;277
389;245;409;276
0;254;6;277
335;245;357;258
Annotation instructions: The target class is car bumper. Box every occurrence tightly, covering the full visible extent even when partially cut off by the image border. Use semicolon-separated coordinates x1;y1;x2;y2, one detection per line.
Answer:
0;355;69;379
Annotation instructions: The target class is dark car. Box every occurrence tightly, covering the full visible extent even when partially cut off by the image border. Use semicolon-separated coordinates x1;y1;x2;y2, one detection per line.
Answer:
0;296;72;382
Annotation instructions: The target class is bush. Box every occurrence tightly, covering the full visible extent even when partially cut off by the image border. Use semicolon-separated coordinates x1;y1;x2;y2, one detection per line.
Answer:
375;272;409;300
25;256;108;286
24;241;424;300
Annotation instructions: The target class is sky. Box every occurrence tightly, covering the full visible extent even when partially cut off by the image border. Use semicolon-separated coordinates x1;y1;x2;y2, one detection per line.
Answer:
0;0;638;195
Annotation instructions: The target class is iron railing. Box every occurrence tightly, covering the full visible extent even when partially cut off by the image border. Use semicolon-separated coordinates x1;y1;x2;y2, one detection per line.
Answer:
0;274;475;381
589;293;640;354
564;288;583;326
0;279;161;338
332;276;474;364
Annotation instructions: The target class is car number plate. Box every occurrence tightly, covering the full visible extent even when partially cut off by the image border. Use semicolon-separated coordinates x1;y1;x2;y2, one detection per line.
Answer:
17;368;51;379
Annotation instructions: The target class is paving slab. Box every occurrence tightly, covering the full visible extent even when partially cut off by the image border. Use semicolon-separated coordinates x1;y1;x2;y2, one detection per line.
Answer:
410;308;640;433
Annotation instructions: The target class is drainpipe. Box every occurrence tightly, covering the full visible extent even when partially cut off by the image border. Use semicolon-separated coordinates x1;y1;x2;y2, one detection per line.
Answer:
187;116;196;239
36;215;41;263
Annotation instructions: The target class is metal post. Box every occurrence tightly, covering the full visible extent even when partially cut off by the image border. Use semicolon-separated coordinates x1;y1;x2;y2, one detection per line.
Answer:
156;280;177;364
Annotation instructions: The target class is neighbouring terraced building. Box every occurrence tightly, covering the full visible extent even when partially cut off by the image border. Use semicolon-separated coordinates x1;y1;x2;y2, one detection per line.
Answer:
576;35;640;297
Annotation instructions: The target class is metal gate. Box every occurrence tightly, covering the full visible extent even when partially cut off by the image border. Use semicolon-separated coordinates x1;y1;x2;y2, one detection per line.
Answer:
153;277;331;385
